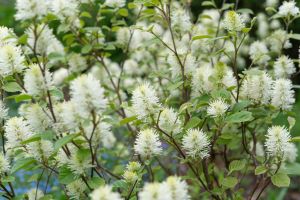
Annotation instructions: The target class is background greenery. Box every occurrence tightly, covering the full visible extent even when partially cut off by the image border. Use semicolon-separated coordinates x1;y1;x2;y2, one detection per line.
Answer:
0;0;300;199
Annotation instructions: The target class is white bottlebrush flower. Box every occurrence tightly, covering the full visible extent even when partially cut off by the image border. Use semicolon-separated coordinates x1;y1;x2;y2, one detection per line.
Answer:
123;171;138;183
84;121;116;148
0;26;17;45
182;129;210;159
207;98;229;118
5;117;33;149
0;44;25;76
249;141;265;157
53;68;69;86
223;11;245;32
264;126;291;159
139;182;172;200
271;79;295;110
274;56;296;78
285;143;298;162
0;100;8;120
23;104;52;132
0;153;10;175
90;185;123;200
26;24;64;56
158;108;182;135
165;176;190;200
66;180;87;200
70;74;107;118
132;82;160;119
26;188;44;200
240;70;273;104
27;140;54;162
168;54;197;78
134;129;162;158
266;0;279;7
15;0;48;20
171;9;192;33
249;41;270;66
50;0;80;27
104;0;126;8
116;27;130;47
24;64;53;96
68;53;88;73
278;1;300;17
267;30;292;53
55;101;81;131
68;149;92;175
192;64;214;95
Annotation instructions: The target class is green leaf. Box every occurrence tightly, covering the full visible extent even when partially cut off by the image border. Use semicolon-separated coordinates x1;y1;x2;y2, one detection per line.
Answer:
291;136;300;142
284;163;300;175
81;45;92;54
20;135;41;145
237;8;254;15
88;177;105;189
242;27;251;33
185;117;201;129
18;34;28;45
271;173;290;187
192;35;212;41
6;94;32;103
11;158;36;173
167;81;184;90
232;100;251;112
289;34;300;40
54;134;80;151
58;166;76;184
120;116;137;125
3;82;22;93
118;8;129;17
221;177;238;188
255;166;268;175
229;160;246;174
225;111;254;123
1;176;15;183
201;1;216;7
80;11;92;18
112;180;127;189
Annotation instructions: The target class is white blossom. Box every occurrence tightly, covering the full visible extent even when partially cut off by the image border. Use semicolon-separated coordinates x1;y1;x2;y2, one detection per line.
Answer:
0;153;10;175
23;104;52;132
24;64;53;96
285;143;298;163
15;0;48;20
158;108;182;135
50;0;80;27
53;68;69;86
0;26;17;45
90;185;123;200
0;44;25;76
165;176;190;200
182;129;210;159
132;82;160;119
207;98;229;118
192;64;214;95
0;100;8;120
240;70;273;104
27;140;54;162
139;182;172;200
68;53;87;73
66;180;87;200
271;79;295;110
223;11;245;32
267;30;292;53
278;1;300;17
171;9;192;33
70;74;107;118
249;41;270;66
134;129;162;158
265;126;291;159
5;117;33;149
274;56;296;78
68;148;93;175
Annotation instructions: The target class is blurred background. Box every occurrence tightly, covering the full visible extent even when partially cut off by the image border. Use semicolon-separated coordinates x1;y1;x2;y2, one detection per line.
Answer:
0;0;300;199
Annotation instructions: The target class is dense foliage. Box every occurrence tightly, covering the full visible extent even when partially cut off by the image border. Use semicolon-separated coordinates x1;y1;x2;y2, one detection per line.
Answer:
0;0;300;199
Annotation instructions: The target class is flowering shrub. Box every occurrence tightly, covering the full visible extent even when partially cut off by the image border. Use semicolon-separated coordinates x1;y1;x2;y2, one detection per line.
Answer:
0;0;300;199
